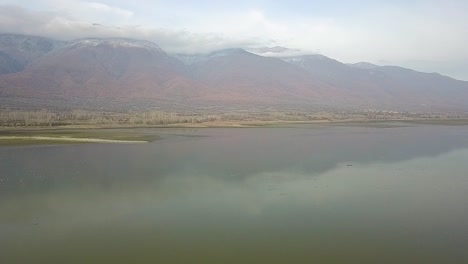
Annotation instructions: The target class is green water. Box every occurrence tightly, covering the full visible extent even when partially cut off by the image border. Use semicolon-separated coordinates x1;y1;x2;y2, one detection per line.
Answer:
1;124;468;263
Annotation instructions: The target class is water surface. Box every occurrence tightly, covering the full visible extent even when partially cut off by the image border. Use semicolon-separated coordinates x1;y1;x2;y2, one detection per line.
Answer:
1;124;468;263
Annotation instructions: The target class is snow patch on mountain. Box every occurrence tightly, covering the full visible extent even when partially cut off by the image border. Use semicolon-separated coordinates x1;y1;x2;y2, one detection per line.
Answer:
174;49;251;65
66;38;164;52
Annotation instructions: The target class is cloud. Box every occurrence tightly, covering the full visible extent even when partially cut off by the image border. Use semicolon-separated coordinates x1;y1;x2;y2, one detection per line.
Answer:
42;0;135;24
82;1;134;19
0;5;263;53
0;2;467;80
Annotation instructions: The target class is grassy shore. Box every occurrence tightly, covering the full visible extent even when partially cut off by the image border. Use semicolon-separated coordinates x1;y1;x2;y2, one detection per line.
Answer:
0;129;160;146
1;118;467;146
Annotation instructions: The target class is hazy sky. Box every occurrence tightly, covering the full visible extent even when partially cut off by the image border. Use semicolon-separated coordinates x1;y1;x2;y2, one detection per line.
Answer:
1;0;467;80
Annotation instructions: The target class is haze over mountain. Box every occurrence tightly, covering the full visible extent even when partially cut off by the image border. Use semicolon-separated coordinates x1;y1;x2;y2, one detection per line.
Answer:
0;34;65;74
1;34;467;111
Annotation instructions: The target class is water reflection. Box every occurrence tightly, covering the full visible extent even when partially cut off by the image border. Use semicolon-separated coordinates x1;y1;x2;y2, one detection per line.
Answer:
1;124;468;263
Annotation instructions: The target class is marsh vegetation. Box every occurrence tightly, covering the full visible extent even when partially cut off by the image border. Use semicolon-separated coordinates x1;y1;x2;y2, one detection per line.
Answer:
1;109;466;128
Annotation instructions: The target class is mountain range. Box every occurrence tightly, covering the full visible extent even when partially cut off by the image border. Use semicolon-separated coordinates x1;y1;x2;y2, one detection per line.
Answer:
1;33;467;111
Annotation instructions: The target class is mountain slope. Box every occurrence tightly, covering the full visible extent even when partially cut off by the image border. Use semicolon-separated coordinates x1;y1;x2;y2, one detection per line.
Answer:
184;49;341;105
1;34;467;111
285;55;468;111
0;51;23;74
0;38;207;103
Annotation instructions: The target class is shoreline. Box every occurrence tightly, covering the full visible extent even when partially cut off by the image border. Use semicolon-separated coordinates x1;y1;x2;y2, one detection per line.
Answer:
2;117;468;130
0;136;148;144
1;118;467;146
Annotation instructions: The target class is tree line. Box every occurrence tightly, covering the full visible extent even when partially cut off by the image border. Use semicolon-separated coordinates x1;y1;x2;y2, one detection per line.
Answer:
0;109;465;127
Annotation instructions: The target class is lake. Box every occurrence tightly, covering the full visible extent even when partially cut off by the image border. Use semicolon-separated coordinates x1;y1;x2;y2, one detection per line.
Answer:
1;123;468;263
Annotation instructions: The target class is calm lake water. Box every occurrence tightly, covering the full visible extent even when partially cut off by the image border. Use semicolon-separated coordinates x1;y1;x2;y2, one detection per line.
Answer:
1;123;468;263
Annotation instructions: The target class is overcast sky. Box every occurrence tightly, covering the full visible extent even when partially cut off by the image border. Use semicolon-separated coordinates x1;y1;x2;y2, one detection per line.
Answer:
1;0;467;80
